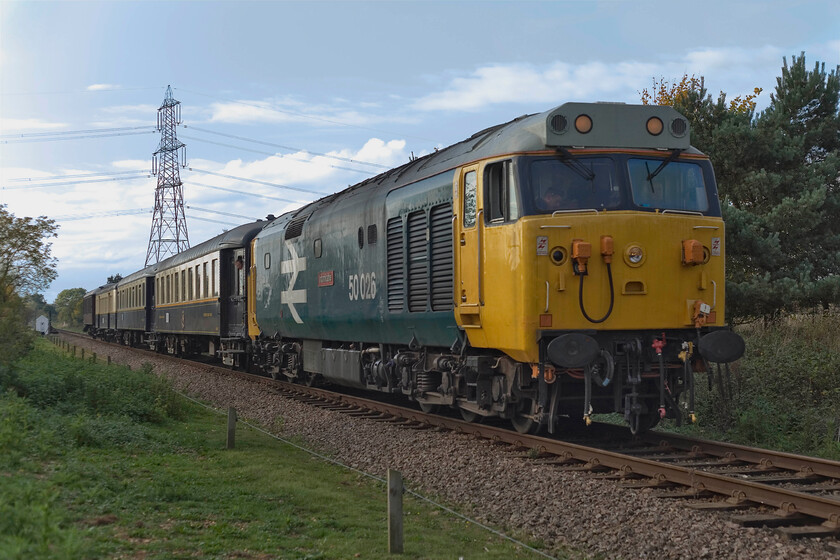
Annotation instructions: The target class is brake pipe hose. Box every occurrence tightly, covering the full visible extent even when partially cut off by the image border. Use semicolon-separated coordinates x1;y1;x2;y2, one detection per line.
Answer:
578;263;614;323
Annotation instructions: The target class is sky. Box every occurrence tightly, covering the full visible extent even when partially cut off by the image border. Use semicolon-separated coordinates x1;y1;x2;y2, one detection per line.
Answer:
1;0;838;302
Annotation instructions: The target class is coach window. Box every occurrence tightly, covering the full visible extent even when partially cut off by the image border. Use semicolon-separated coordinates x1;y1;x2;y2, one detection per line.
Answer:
188;268;193;300
463;170;477;228
203;263;209;298
181;270;186;302
485;160;519;223
195;265;201;299
212;259;218;296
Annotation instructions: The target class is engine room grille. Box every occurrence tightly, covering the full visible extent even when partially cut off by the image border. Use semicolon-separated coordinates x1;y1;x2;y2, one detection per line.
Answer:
386;217;404;311
285;214;309;240
429;203;453;311
406;210;429;312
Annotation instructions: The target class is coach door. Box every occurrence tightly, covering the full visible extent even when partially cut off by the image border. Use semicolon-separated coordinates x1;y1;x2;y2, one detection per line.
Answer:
224;248;248;337
455;166;483;327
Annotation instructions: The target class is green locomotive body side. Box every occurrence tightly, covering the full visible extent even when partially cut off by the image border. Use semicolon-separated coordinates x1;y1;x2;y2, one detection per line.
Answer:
253;170;459;349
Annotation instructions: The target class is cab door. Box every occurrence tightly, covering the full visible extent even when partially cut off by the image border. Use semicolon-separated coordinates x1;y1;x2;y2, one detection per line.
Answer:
455;166;483;326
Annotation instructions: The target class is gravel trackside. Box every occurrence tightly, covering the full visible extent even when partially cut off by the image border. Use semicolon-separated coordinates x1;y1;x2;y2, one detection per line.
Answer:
60;336;840;560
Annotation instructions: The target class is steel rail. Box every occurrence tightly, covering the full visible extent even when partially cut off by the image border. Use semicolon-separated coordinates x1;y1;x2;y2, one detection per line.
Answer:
287;385;840;526
640;430;840;480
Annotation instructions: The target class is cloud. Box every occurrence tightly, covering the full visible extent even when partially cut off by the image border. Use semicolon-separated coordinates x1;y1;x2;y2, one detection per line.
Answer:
411;43;839;113
205;97;414;128
87;84;120;91
412;61;657;111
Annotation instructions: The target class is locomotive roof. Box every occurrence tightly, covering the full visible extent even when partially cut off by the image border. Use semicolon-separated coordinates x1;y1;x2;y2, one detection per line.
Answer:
153;220;267;272
273;102;701;222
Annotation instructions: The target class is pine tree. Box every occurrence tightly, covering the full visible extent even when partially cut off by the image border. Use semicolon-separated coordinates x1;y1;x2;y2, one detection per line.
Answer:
725;54;840;319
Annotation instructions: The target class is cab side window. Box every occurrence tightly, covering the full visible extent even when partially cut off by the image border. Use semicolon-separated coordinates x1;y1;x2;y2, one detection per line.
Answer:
463;170;477;228
485;160;519;223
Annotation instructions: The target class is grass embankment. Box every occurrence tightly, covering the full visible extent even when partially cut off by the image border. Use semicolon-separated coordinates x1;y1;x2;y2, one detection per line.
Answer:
670;312;840;459
0;340;549;559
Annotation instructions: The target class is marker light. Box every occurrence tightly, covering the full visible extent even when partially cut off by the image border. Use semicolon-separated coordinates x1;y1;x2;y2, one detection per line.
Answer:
646;117;663;136
574;114;592;134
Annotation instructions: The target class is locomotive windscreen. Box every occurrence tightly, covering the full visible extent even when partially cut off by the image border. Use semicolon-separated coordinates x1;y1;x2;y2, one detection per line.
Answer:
627;158;709;212
520;154;718;216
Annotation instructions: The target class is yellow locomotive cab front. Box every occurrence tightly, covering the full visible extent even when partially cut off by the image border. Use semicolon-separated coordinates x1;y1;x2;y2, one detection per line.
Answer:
452;103;745;433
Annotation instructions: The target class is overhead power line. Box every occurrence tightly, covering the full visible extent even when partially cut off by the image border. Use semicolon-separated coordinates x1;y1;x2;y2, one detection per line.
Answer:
182;125;389;169
185;181;301;204
181;134;376;175
177;87;438;143
1;130;157;144
0;125;156;139
1;174;150;191
6;170;148;183
185;205;258;221
0;86;161;96
187;167;331;196
52;208;151;221
186;214;241;227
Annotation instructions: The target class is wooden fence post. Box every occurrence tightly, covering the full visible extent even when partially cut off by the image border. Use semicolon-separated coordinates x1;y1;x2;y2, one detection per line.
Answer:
227;407;237;449
92;352;97;363
388;469;404;554
72;345;77;357
107;355;111;366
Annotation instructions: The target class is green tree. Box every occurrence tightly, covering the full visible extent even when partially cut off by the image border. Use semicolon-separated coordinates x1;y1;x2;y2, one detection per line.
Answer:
0;205;59;364
725;54;840;319
53;287;86;328
641;54;840;321
107;273;123;284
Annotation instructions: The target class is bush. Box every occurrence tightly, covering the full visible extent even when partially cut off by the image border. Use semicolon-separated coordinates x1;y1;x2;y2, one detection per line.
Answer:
5;349;187;425
693;311;840;458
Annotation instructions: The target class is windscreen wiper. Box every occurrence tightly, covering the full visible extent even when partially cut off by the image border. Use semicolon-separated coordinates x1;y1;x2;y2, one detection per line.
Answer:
646;149;683;182
557;147;596;181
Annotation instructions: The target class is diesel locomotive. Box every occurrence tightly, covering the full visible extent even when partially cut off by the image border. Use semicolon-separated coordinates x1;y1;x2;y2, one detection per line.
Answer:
84;101;745;434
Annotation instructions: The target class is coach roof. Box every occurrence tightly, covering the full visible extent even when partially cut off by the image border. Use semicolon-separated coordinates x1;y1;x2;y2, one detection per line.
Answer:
154;221;266;272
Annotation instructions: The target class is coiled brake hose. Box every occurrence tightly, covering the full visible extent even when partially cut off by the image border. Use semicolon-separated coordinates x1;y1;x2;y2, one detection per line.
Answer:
578;263;614;323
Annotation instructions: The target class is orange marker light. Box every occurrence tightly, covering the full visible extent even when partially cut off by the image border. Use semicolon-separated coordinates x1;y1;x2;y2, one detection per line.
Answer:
571;239;591;274
575;114;592;134
682;239;704;265
600;235;614;264
646;117;664;136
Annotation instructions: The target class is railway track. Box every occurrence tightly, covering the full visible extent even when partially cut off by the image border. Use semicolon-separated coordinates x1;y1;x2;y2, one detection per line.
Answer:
54;330;840;544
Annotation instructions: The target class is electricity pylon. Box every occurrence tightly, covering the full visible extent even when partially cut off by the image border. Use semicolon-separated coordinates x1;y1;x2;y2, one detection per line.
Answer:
145;85;189;266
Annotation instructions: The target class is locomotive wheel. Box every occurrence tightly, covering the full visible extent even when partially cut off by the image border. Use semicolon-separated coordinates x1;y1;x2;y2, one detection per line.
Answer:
418;402;439;414
511;398;541;434
459;408;481;423
629;401;661;435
